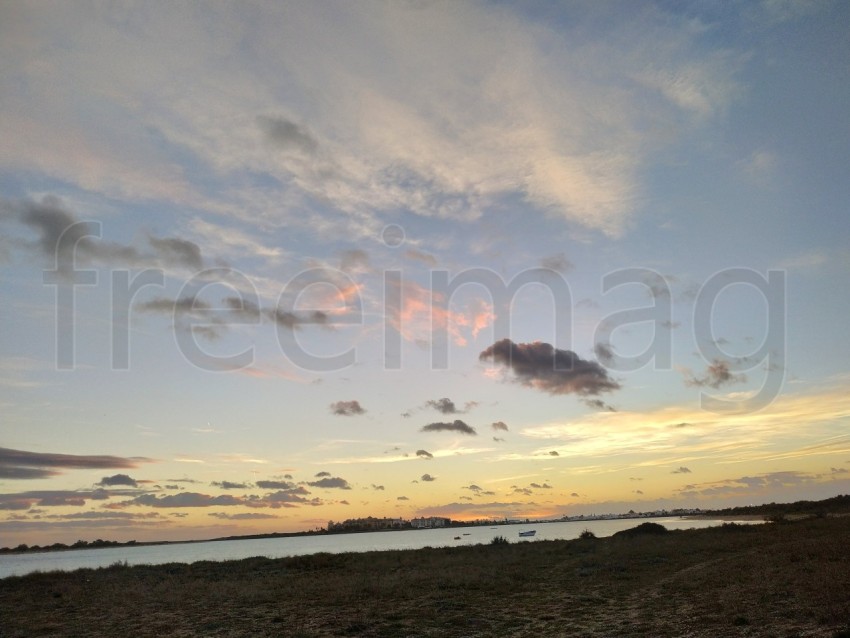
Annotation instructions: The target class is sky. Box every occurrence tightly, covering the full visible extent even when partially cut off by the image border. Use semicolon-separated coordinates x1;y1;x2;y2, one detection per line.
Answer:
1;0;850;546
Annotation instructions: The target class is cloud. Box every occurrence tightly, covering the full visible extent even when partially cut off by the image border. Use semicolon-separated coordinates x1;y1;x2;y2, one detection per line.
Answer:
671;467;692;474
330;400;366;416
682;359;746;389
415;449;434;459
480;339;620;396
8;196;207;276
255;480;295;490
529;483;552;489
420;474;437;482
491;421;509;432
421;420;477;436
540;253;573;273
549;451;560;457
388;280;495;348
211;481;249;490
462;484;496;497
257;114;319;155
425;398;461;414
593;342;615;364
268;309;329;330
97;474;139;488
147;236;203;270
314;471;331;478
371;484;385;491
397;496;409;501
0;446;149;480
306;477;352;490
583;398;616;411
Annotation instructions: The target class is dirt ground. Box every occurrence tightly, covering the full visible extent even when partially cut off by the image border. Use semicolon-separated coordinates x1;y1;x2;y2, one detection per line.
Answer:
1;516;849;637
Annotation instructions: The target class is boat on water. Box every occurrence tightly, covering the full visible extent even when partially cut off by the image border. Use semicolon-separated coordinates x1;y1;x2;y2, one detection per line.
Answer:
518;530;536;537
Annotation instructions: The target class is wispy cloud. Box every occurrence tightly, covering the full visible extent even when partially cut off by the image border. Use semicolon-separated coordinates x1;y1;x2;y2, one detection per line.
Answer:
0;447;150;480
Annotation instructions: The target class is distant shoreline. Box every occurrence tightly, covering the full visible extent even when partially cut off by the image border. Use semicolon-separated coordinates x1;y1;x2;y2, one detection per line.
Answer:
5;493;848;556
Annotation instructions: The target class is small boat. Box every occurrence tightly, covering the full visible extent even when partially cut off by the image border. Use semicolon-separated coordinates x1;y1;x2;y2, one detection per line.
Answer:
518;530;536;537
454;536;461;540
462;533;471;536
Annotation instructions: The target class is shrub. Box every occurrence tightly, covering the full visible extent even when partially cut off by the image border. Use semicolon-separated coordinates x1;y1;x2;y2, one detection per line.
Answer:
490;536;509;545
612;522;668;538
579;529;596;540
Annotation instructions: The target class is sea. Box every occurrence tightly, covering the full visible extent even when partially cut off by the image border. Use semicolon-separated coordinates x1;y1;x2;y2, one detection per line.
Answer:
0;517;760;579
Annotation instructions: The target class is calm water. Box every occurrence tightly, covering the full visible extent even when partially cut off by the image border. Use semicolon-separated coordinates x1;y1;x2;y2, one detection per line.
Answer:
0;517;760;579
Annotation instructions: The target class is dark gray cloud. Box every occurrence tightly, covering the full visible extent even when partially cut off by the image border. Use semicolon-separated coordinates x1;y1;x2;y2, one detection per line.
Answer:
255;480;295;490
0;489;119;510
671;467;692;474
683;359;746;389
583;398;616;411
480;339;620;396
593;342;615;365
415;449;433;459
426;398;461;414
97;474;139;488
462;484;495;496
211;481;250;490
540;252;574;273
421;420;477;435
315;471;331;478
147;236;203;271
268;309;330;329
10;196;206;275
423;397;478;415
223;296;262;319
330;400;366;416
493;436;505;442
570;492;580;497
371;484;385;491
306;477;352;490
136;296;212;315
0;446;148;481
420;474;436;482
491;421;509;432
257;115;318;155
549;451;560;456
529;483;552;489
397;496;409;501
0;466;59;479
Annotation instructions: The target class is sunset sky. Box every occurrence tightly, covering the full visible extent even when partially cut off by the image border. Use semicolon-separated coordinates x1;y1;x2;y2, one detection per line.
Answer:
2;1;850;546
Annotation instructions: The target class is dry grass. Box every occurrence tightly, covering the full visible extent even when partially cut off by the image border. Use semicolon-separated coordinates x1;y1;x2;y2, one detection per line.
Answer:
1;516;849;637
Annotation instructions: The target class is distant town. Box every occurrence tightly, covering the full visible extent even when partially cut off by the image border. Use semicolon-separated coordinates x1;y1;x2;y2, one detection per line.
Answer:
326;507;707;534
